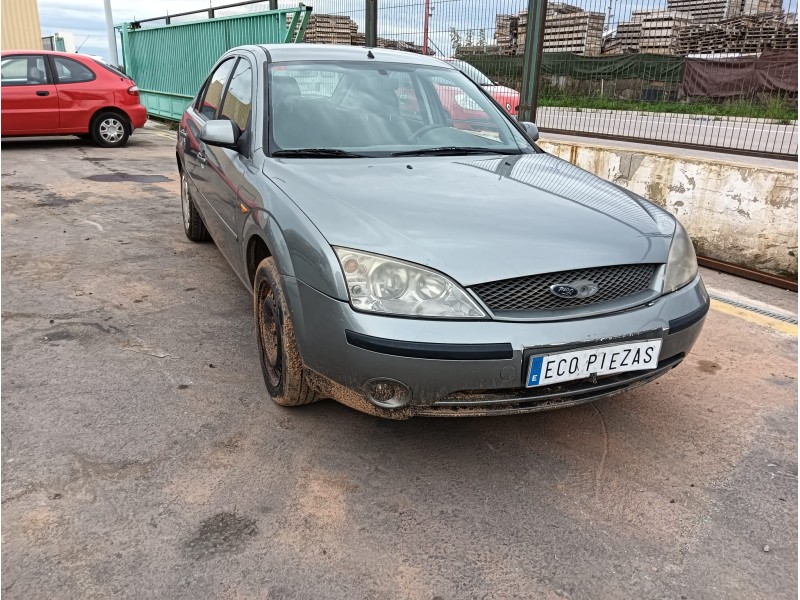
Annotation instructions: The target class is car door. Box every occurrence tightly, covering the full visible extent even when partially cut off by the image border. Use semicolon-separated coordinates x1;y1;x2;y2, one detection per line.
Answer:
203;56;255;272
181;57;237;244
48;55;105;133
1;54;59;134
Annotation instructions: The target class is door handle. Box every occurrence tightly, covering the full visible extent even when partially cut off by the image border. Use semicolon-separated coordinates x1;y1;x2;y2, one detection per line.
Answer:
36;90;49;97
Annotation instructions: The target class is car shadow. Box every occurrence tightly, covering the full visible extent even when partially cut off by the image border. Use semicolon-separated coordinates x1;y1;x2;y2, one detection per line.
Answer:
0;136;154;150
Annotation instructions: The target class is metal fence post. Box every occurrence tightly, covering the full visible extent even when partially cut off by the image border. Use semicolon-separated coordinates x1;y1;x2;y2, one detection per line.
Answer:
365;0;377;47
269;0;278;9
519;0;547;123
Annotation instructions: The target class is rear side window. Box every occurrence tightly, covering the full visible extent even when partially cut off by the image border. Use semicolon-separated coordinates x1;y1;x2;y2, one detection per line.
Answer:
221;60;252;132
198;58;235;120
52;57;95;83
93;59;128;79
1;56;49;86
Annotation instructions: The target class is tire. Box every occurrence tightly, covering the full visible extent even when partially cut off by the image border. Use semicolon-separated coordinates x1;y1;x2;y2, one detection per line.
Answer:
91;111;130;148
254;257;319;407
180;169;211;242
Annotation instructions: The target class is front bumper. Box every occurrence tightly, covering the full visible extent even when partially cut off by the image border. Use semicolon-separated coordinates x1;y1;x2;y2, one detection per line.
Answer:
285;275;709;418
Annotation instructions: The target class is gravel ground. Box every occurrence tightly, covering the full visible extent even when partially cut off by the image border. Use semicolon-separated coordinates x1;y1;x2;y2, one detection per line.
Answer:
2;123;797;599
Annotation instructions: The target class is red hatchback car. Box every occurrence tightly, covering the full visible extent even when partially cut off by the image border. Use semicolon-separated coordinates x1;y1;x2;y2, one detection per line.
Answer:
1;50;147;147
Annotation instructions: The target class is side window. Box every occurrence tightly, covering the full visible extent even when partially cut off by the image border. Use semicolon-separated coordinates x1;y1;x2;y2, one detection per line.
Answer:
1;56;49;86
198;58;235;120
52;57;95;83
221;59;252;132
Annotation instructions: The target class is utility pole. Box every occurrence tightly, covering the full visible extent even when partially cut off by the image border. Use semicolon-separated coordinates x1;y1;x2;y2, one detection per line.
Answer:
422;0;431;55
104;0;119;65
365;0;377;47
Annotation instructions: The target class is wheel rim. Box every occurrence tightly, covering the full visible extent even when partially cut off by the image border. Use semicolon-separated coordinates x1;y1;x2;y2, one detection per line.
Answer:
180;173;191;232
257;280;282;388
99;118;124;143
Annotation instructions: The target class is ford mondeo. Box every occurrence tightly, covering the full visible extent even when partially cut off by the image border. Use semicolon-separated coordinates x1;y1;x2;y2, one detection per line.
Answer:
176;44;709;418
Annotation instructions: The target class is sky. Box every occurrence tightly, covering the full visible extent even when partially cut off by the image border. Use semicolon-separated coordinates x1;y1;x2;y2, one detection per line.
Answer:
38;0;798;63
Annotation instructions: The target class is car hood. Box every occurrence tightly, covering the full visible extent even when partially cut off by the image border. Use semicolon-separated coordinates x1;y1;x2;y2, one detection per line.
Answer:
265;153;675;287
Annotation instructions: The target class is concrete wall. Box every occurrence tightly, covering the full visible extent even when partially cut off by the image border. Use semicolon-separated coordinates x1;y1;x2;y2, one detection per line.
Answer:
538;138;798;279
1;0;42;50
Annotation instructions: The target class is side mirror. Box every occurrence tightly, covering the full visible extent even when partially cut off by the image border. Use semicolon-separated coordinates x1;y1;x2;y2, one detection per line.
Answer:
520;121;539;142
199;119;240;150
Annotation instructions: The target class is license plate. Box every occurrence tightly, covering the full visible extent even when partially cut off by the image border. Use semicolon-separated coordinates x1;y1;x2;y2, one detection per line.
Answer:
526;339;662;387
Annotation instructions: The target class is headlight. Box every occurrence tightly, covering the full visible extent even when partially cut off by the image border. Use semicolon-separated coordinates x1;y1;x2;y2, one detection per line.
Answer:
334;248;486;318
663;221;698;293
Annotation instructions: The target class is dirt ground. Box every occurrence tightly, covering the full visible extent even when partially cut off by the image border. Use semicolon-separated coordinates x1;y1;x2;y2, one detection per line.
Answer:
1;123;797;599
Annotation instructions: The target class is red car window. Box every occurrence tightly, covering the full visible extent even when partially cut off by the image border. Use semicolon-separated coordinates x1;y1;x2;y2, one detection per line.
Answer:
52;56;95;84
1;55;50;86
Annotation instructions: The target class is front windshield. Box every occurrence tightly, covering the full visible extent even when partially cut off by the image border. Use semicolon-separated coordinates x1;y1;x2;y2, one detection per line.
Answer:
268;61;532;157
444;58;494;86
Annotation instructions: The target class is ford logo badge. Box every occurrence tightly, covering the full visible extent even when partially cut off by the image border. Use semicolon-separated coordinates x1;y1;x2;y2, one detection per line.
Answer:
550;280;599;299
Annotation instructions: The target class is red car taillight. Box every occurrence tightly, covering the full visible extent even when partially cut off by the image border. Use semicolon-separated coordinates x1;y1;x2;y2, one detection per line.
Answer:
127;85;139;96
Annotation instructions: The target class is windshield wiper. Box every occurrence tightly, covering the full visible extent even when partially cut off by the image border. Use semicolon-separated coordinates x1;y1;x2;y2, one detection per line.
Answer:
272;148;367;158
391;146;513;157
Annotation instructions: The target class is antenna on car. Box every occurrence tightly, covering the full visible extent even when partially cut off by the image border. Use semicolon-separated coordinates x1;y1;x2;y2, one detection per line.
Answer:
367;50;375;59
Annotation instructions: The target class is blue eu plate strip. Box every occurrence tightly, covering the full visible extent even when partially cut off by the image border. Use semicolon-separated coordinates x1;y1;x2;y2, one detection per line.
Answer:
527;356;544;387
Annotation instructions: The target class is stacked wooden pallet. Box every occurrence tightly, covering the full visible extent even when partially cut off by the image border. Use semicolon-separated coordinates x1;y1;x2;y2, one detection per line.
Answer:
615;21;643;53
543;8;606;55
459;44;517;56
517;10;528;51
726;0;784;18
546;2;583;17
494;14;518;48
378;38;428;54
666;0;728;24
676;12;799;54
349;35;430;55
637;11;694;54
294;14;357;45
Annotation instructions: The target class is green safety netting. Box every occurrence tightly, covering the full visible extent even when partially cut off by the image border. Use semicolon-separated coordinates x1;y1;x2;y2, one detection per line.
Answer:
458;52;685;84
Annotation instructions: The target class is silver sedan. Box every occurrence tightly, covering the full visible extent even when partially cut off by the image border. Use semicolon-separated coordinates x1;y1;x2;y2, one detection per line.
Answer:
176;44;708;418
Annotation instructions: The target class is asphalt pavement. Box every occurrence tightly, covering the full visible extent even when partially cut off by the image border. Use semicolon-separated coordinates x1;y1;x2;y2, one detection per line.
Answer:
537;107;798;156
2;123;797;599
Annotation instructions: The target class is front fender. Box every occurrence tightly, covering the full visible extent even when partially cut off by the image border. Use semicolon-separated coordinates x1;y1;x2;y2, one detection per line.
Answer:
240;207;348;302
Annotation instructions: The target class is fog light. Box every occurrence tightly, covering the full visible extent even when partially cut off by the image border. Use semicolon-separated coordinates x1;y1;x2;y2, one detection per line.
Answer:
364;378;411;410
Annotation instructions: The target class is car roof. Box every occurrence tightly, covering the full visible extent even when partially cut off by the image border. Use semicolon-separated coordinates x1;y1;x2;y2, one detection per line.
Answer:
1;49;94;60
251;43;456;68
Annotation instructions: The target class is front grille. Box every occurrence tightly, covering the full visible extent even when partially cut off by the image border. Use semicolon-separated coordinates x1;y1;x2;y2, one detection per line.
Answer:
470;264;656;313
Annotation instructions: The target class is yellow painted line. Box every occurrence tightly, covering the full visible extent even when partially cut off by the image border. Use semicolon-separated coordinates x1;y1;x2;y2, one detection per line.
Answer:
710;299;797;336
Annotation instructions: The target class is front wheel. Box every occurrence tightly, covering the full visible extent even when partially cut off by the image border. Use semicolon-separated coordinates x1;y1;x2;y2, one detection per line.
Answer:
91;112;130;148
254;257;319;407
